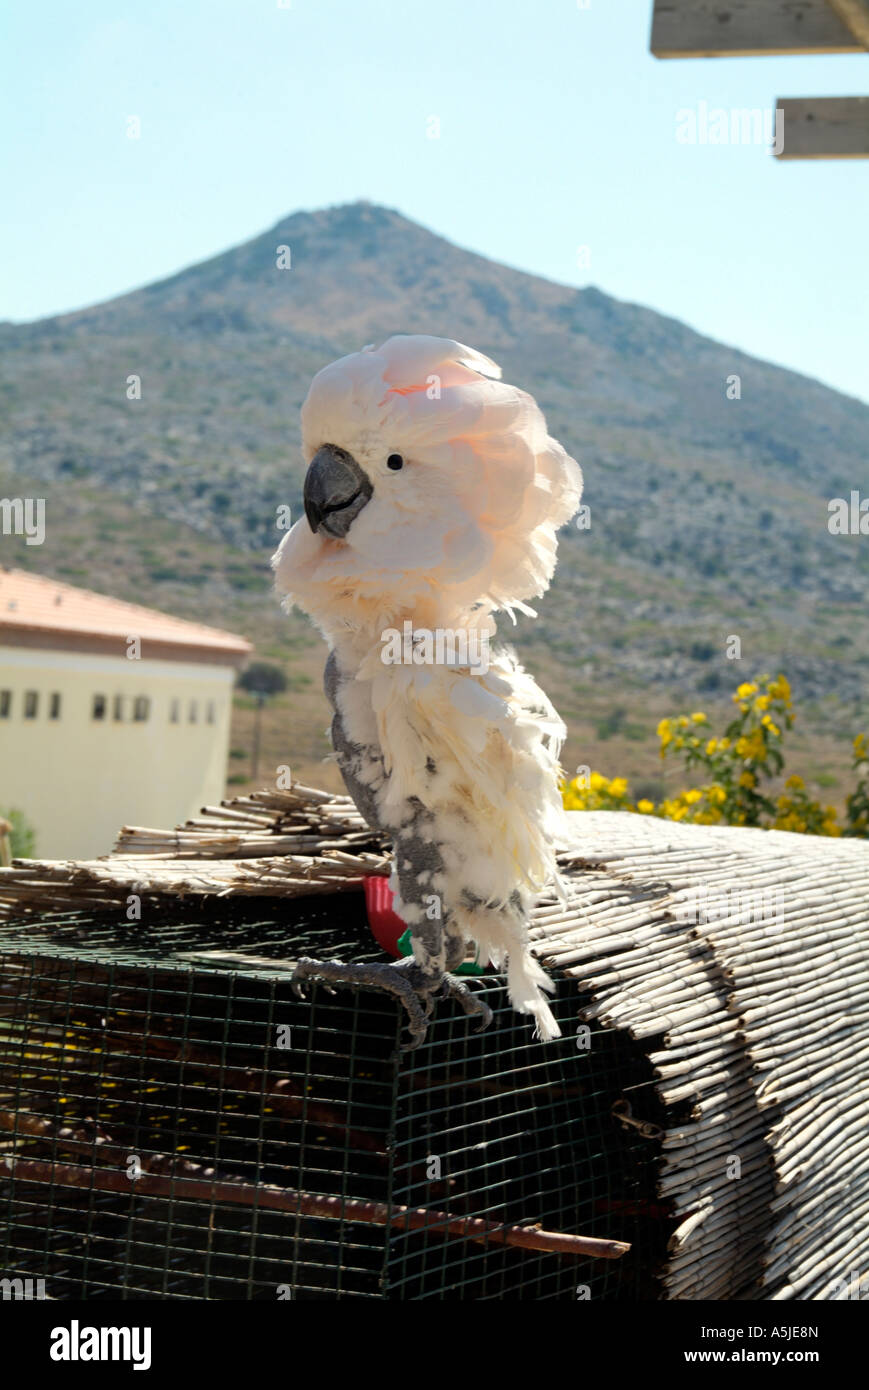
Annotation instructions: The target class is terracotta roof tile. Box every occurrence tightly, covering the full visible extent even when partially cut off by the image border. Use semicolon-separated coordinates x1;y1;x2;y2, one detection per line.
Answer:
0;568;253;659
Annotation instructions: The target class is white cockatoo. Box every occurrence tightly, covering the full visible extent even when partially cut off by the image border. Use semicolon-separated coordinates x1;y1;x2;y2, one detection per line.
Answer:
272;335;582;1047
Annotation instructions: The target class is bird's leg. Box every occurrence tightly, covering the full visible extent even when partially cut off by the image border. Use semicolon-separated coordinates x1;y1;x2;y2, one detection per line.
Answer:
312;693;493;1045
391;812;494;1039
292;808;492;1049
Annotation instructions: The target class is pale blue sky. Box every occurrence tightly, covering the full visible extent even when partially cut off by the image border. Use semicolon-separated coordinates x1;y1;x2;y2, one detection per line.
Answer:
2;0;867;401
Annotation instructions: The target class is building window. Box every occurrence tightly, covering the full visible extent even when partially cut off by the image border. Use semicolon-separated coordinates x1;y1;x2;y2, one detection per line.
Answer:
206;700;216;725
49;692;61;720
24;691;38;719
92;694;107;720
133;696;150;722
113;695;125;722
169;699;180;724
189;700;198;723
0;691;10;719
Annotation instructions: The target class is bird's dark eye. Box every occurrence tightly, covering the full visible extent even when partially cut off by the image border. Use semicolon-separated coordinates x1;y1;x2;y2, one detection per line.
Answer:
387;454;404;471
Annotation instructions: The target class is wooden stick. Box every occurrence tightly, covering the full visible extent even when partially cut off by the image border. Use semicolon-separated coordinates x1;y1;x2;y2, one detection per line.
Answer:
0;1147;629;1260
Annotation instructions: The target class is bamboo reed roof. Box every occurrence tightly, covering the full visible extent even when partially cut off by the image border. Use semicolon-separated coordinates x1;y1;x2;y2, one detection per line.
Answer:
1;782;867;1300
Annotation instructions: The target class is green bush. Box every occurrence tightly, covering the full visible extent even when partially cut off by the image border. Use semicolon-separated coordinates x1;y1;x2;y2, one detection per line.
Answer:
0;808;36;859
563;674;867;839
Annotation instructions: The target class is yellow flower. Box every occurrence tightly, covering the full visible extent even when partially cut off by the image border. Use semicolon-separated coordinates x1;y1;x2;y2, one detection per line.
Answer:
590;771;608;791
637;799;654;814
683;788;703;805
691;712;706;724
735;682;759;700
854;733;867;759
768;674;791;703
707;785;727;805
609;777;629;799
785;774;804;791
738;771;755;789
761;716;780;736
754;695;771;712
737;730;765;760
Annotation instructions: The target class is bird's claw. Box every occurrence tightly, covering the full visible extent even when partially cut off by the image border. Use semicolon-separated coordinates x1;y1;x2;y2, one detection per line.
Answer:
439;974;494;1033
291;957;429;1051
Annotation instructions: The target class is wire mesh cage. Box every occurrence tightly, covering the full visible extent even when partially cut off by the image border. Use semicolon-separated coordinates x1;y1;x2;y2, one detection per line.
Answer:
0;894;675;1300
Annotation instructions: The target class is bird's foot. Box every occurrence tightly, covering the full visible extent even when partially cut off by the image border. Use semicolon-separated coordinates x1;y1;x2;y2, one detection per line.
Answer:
291;957;491;1051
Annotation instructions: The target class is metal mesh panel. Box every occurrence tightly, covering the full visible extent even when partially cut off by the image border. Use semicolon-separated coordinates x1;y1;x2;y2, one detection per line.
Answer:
0;896;673;1299
390;995;670;1300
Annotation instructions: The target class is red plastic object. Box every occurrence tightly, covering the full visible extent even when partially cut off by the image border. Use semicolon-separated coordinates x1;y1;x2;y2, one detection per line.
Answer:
362;874;492;973
363;875;408;957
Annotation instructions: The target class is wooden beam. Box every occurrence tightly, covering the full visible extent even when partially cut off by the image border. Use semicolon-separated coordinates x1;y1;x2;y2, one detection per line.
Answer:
775;96;869;157
826;0;869;48
651;1;863;57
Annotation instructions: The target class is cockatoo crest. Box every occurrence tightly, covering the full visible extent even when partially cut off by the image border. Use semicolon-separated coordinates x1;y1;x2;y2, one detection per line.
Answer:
273;335;582;630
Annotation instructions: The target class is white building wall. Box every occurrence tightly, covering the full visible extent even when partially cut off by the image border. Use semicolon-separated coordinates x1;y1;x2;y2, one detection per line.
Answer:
0;646;236;859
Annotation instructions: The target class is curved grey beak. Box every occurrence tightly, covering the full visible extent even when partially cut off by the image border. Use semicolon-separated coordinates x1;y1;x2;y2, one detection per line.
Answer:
303;444;372;539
